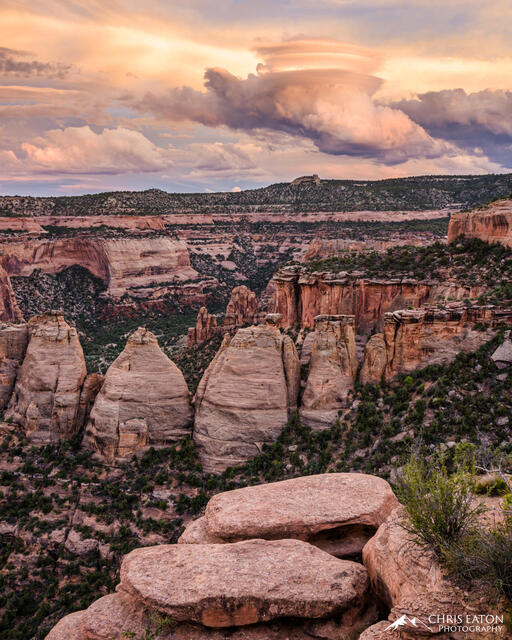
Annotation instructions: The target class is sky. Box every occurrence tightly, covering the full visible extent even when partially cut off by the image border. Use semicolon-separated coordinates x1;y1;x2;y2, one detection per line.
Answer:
1;1;512;195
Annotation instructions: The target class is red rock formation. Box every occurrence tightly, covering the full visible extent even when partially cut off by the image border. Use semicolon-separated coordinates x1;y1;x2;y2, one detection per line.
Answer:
361;304;512;382
300;315;357;430
223;285;258;328
1;236;199;298
448;198;512;247
187;307;218;348
6;312;87;442
271;266;483;333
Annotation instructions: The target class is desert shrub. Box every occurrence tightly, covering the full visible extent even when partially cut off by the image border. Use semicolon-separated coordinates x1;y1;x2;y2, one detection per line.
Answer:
395;453;484;556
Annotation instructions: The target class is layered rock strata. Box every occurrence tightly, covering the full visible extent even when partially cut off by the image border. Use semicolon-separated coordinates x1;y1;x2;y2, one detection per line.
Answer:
271;265;483;333
448;198;512;247
193;314;300;472
83;328;192;461
361;304;508;383
6;313;87;442
179;473;398;558
0;322;28;410
300;315;357;429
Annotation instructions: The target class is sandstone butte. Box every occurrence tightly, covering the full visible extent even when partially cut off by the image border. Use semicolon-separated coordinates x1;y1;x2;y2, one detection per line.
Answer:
0;321;28;410
46;473;509;640
83;327;193;461
360;305;507;384
6;312;87;443
448;197;512;247
193;314;300;473
300;314;358;430
270;265;484;333
0;261;23;323
180;473;399;559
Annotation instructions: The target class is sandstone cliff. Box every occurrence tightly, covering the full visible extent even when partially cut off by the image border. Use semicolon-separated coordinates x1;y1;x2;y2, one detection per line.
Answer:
0;322;28;410
83;328;193;460
6;313;87;442
300;315;357;430
448;198;512;247
361;304;504;383
2;236;199;299
271;266;482;333
193;315;300;472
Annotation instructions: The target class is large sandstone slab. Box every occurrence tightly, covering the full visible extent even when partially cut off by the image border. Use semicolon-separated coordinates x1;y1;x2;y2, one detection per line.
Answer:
83;327;192;460
203;473;398;556
193;317;300;472
120;539;368;627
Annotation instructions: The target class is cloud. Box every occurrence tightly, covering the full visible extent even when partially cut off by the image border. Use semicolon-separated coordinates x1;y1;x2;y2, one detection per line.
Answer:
136;38;455;165
392;89;512;164
20;126;174;174
0;47;71;78
188;142;257;172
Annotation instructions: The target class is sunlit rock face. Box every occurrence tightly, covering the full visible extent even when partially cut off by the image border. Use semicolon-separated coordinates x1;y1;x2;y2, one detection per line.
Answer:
448;198;512;248
6;312;87;442
0;322;28;410
193;314;300;473
83;327;193;461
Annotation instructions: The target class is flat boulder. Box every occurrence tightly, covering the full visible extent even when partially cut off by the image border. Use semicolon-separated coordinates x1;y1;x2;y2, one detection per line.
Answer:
120;539;368;628
202;473;398;557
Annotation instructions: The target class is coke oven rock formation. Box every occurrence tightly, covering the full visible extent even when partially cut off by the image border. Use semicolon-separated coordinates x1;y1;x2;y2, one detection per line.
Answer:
448;198;512;248
193;314;300;473
83;327;193;461
5;312;87;442
300;315;358;430
0;322;28;410
360;305;509;384
179;472;398;558
271;265;483;333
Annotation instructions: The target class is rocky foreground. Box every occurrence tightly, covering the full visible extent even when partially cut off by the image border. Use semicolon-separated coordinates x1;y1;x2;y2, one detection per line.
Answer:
46;473;507;640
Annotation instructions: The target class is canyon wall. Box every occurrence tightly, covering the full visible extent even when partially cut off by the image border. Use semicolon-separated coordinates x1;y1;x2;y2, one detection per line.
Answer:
448;199;512;247
271;266;483;333
0;263;23;322
361;305;510;384
2;236;198;298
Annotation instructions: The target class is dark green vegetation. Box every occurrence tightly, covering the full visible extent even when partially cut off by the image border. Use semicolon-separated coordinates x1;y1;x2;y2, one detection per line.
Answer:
1;330;511;639
304;237;512;298
2;174;512;215
397;449;512;602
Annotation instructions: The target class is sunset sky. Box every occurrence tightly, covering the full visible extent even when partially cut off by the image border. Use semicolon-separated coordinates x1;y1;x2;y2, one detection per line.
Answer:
2;0;512;195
